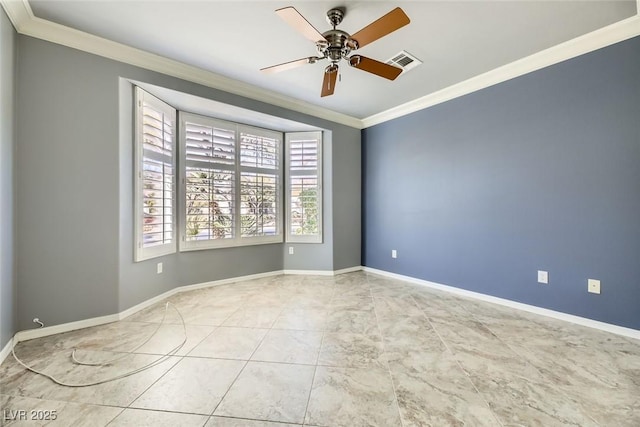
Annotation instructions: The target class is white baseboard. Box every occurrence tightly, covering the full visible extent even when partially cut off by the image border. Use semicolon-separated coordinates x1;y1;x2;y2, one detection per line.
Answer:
117;270;285;321
0;337;14;365
179;270;284;293
333;266;363;275
284;266;362;276
363;267;640;341
117;288;180;321
9;268;357;345
284;269;334;276
15;313;120;343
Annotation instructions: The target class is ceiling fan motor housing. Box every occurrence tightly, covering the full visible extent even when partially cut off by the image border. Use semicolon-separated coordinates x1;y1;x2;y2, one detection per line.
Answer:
318;29;353;63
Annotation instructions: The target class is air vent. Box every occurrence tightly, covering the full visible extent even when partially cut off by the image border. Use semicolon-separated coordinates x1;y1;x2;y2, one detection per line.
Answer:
386;50;422;75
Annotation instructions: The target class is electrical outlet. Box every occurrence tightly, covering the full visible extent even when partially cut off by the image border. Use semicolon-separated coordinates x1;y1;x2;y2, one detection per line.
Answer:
288;246;294;255
588;279;600;294
157;262;163;274
391;249;397;259
537;270;548;284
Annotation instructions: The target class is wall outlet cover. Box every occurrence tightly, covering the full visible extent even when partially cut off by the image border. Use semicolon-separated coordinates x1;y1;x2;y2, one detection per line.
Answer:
537;270;549;284
588;279;601;294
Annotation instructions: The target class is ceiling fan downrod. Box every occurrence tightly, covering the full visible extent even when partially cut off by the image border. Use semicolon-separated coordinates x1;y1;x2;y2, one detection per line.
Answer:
317;8;354;66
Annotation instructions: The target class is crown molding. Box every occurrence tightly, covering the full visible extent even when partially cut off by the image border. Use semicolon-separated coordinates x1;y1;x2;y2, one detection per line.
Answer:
0;0;363;129
2;0;639;129
362;13;640;128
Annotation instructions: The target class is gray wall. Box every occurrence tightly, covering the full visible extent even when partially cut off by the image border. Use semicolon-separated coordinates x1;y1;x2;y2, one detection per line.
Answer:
16;35;361;329
363;36;640;330
0;8;16;349
332;127;361;271
17;36;121;329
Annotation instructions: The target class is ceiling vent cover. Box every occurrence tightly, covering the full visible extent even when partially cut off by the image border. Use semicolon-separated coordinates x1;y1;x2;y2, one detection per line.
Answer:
386;50;422;75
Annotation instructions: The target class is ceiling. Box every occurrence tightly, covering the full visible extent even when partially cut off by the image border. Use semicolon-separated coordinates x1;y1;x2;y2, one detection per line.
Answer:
15;1;640;123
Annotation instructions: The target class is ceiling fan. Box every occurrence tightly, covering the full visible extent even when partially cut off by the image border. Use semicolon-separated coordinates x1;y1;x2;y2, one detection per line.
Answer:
261;6;410;97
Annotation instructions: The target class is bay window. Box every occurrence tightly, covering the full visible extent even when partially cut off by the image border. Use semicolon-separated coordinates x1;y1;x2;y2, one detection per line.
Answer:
134;87;323;260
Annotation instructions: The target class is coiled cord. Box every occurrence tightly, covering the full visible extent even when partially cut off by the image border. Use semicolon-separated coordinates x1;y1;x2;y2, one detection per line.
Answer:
11;302;186;387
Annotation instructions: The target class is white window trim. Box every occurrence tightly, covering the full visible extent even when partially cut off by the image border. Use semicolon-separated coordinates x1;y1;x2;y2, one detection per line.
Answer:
179;112;284;252
285;131;323;244
134;87;177;262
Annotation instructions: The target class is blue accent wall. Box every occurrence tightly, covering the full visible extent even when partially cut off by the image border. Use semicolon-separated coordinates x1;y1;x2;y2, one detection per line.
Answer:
362;36;640;329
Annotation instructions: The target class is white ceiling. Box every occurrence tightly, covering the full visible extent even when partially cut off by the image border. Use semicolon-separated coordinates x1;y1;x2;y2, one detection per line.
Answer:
23;1;640;120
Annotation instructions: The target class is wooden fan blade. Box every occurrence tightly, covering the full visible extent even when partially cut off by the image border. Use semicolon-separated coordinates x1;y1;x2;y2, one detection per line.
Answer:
276;6;327;43
349;55;403;80
350;7;410;49
261;57;318;74
321;67;338;97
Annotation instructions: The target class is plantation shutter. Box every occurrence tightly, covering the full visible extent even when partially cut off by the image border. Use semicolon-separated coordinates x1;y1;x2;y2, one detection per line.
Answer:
286;131;322;243
182;114;237;248
239;126;282;239
135;88;177;261
179;116;283;250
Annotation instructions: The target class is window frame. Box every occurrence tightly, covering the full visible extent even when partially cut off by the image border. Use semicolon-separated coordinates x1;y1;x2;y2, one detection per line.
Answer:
179;112;284;251
285;131;323;244
134;87;177;261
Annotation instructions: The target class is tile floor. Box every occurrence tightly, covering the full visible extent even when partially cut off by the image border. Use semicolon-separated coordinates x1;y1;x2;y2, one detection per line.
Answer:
1;272;639;426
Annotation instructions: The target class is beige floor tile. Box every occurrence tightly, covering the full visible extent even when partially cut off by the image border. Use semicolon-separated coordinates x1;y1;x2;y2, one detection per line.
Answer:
108;408;208;426
122;301;197;324
13;322;156;359
214;361;315;424
188;327;268;360
305;366;401;427
329;296;374;311
377;314;443;350
2;272;639;426
324;309;378;335
373;295;423;319
387;350;499;426
223;307;283;328
83;322;170;353
205;416;300;426
469;369;601;427
318;332;385;368
272;308;327;331
251;330;322;365
334;272;367;287
0;394;122;426
242;293;290;308
332;285;371;298
411;291;471;320
131;357;245;415
126;323;215;356
284;295;333;309
1;351;181;407
181;305;241;326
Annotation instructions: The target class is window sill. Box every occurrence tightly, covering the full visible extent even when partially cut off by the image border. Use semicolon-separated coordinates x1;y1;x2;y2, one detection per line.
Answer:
179;236;284;252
